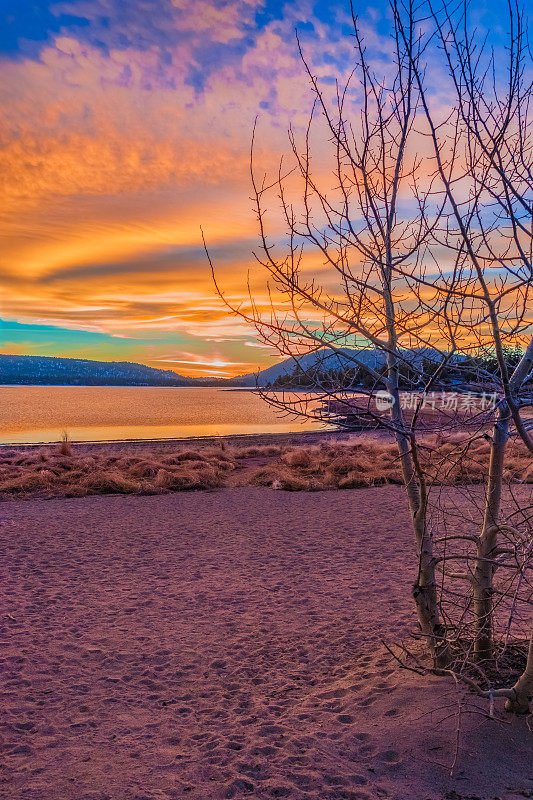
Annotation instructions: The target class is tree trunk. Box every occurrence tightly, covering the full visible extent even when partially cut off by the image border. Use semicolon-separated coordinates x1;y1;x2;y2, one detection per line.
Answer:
473;339;533;661
505;631;533;714
385;354;449;667
411;508;449;667
473;410;509;661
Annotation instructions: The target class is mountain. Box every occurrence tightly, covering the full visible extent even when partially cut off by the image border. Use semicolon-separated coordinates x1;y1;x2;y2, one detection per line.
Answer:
0;354;192;386
0;348;464;388
237;348;384;386
237;347;453;387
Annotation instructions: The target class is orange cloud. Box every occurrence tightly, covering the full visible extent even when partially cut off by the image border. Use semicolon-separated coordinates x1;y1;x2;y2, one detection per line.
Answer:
1;3;464;375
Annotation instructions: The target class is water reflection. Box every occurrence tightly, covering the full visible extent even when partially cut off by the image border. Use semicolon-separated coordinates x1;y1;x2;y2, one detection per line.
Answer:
0;386;327;444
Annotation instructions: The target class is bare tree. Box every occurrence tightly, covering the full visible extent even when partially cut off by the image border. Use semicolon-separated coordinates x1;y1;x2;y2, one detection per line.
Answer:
408;0;533;706
205;0;533;710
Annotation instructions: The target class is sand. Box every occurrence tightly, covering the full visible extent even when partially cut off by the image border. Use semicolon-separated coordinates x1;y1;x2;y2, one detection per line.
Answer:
0;486;531;800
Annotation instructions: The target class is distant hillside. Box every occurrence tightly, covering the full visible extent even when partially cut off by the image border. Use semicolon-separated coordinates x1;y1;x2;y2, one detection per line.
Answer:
238;348;387;387
237;347;462;387
0;354;192;386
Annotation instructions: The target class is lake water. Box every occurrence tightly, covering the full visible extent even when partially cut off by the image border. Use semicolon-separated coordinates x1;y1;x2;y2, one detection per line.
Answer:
0;386;327;444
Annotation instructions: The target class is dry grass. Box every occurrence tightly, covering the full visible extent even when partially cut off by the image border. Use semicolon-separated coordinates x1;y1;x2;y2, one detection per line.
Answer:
246;436;531;491
0;446;232;499
0;435;530;498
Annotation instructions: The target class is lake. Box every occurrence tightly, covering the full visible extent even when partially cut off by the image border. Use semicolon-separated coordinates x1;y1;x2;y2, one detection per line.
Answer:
0;386;327;444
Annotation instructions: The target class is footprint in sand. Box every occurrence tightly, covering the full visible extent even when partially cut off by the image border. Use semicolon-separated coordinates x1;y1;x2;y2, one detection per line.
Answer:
224;777;255;798
357;695;377;708
258;723;285;737
377;748;402;766
267;787;291;797
226;740;244;751
358;742;378;759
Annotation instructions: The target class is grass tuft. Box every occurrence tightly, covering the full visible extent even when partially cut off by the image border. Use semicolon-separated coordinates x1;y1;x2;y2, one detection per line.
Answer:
59;432;73;457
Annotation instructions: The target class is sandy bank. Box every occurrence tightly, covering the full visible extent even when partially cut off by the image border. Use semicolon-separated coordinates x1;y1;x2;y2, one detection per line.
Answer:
1;486;531;800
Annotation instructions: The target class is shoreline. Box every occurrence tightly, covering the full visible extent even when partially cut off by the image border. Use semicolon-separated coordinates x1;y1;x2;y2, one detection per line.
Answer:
0;427;370;454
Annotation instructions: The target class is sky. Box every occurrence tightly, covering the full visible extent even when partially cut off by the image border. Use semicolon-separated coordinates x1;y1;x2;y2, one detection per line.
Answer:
0;0;506;376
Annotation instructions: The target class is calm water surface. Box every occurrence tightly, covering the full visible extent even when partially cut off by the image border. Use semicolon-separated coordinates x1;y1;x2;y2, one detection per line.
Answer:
0;386;327;444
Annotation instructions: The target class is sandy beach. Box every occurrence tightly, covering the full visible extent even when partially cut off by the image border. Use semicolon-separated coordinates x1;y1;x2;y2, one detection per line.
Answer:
1;485;531;800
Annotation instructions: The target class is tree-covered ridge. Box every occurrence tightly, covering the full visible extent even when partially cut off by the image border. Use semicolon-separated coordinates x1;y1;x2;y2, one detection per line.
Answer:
266;346;528;391
0;354;191;386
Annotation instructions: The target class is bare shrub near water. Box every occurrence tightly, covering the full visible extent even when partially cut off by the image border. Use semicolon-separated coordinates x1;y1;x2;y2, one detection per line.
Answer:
59;432;73;457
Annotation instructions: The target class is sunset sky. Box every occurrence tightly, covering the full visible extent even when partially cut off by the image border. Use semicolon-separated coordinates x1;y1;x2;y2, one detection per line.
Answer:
0;0;504;376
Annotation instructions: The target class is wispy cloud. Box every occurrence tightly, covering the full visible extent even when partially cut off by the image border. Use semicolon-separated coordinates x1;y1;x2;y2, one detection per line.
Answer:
1;0;498;374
